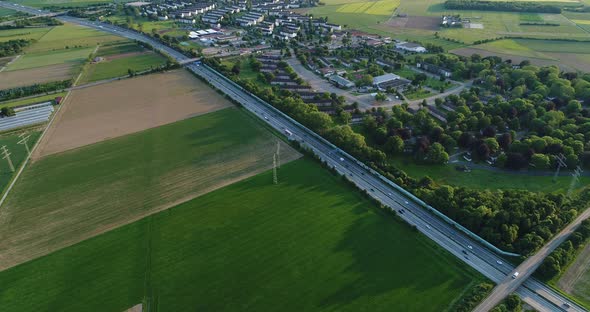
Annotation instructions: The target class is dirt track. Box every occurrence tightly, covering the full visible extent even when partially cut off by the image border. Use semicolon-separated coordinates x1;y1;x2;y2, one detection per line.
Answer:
33;69;232;159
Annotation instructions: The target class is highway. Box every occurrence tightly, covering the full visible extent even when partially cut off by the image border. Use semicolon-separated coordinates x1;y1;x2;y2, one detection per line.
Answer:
1;2;587;310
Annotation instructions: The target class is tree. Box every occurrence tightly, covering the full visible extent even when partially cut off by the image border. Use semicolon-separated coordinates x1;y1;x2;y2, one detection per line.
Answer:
531;153;550;169
360;74;374;87
476;143;491;160
384;136;404;155
426;142;449;164
231;64;241;75
505;152;528;170
0;107;15;117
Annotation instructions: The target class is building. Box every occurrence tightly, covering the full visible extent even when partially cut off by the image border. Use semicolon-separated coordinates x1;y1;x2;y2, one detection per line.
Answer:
372;73;410;91
395;42;427;53
329;75;355;89
416;62;452;78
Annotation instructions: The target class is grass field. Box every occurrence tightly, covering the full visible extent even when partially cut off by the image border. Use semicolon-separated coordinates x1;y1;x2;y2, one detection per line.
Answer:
79;52;166;83
5;47;93;71
389;155;589;193
0;7;16;16
0;131;41;194
0;27;51;42
25;23;123;53
0;63;74;88
0;93;66;110
308;0;400;30
0;108;300;270
0;157;483;312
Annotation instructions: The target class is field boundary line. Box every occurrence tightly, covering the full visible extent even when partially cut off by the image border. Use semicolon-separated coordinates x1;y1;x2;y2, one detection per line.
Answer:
0;57;88;209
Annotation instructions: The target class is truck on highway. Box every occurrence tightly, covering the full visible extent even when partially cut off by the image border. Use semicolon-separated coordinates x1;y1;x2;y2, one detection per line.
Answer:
284;129;293;136
512;272;519;279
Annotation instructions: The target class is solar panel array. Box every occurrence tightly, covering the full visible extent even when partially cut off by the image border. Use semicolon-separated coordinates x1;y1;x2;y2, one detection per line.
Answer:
0;105;54;132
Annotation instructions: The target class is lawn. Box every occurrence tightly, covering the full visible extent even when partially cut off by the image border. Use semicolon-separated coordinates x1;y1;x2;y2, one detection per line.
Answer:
404;88;432;100
0;27;52;42
79;52;167;83
0;92;66;109
389;155;590;193
0;131;41;195
95;41;144;57
0;7;16;16
0;157;483;312
0;108;301;271
6;0;134;8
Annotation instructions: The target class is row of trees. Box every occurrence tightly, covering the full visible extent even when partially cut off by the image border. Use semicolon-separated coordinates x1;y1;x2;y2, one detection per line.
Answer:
444;0;562;13
537;219;590;281
0;80;72;102
490;294;523;312
0;39;31;57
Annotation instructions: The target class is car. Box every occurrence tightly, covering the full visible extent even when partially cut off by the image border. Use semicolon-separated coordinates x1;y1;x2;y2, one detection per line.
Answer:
462;250;467;255
404;200;409;204
370;188;374;192
467;245;473;249
464;255;469;260
264;116;268;120
387;192;392;196
426;225;431;229
564;302;571;309
339;157;344;162
496;260;503;265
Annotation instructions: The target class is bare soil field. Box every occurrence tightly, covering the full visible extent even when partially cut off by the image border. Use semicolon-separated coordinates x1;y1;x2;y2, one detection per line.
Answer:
0;63;73;89
33;69;231;159
386;16;440;30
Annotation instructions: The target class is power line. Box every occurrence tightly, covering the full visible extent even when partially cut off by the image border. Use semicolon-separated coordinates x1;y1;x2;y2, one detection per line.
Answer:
553;153;566;182
567;166;583;197
1;145;14;172
273;153;278;185
17;133;31;156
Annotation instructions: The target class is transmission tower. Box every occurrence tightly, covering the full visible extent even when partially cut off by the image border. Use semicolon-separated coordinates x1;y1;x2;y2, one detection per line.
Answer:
17;133;31;156
276;141;281;169
1;145;14;172
567;166;583;197
553;153;567;182
273;153;278;185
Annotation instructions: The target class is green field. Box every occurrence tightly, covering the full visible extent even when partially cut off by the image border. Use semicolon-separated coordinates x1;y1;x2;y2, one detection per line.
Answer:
0;131;41;194
0;27;51;42
0;108;300;271
0;92;66;110
308;0;400;31
0;157;483;311
5;47;93;71
0;7;16;16
25;23;123;53
389;155;590;193
79;50;167;83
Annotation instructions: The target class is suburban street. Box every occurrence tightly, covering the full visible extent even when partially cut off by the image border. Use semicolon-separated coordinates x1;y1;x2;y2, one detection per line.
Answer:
1;2;587;310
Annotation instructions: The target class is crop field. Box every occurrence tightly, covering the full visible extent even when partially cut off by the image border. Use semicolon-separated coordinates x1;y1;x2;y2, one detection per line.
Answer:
35;70;231;158
0;93;66;110
0;7;16;16
0;27;51;42
0;63;74;89
79;51;166;83
0;107;301;271
452;39;590;72
5;47;93;71
0;157;482;312
307;0;399;30
0;131;41;194
568;266;590;307
25;23;123;53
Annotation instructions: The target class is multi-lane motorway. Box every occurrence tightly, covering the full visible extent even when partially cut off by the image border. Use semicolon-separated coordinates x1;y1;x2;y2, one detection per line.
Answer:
0;2;586;310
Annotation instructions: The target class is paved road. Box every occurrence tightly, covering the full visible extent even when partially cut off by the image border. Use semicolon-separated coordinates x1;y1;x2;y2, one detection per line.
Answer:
2;2;587;310
475;208;590;311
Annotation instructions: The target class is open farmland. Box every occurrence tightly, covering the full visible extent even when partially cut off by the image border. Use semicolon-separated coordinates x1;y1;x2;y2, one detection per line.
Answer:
79;42;167;83
307;0;400;30
34;69;231;158
24;23;123;53
5;0;131;8
451;39;590;72
5;47;93;71
0;27;51;42
0;158;482;312
0;64;73;89
0;107;301;271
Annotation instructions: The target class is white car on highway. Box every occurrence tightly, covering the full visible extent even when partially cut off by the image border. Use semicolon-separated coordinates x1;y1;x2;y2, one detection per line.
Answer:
496;260;503;265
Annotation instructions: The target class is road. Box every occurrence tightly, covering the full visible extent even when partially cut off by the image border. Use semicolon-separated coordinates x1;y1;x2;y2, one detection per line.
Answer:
475;208;590;311
2;2;587;310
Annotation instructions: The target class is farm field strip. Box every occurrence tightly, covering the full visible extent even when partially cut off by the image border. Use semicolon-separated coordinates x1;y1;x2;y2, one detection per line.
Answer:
34;70;231;158
0;158;481;312
0;63;74;89
78;51;166;84
5;47;93;71
0;108;301;271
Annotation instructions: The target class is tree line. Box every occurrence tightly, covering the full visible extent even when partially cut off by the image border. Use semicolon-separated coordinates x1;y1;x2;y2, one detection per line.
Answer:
0;39;31;57
0;80;72;102
444;0;562;13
